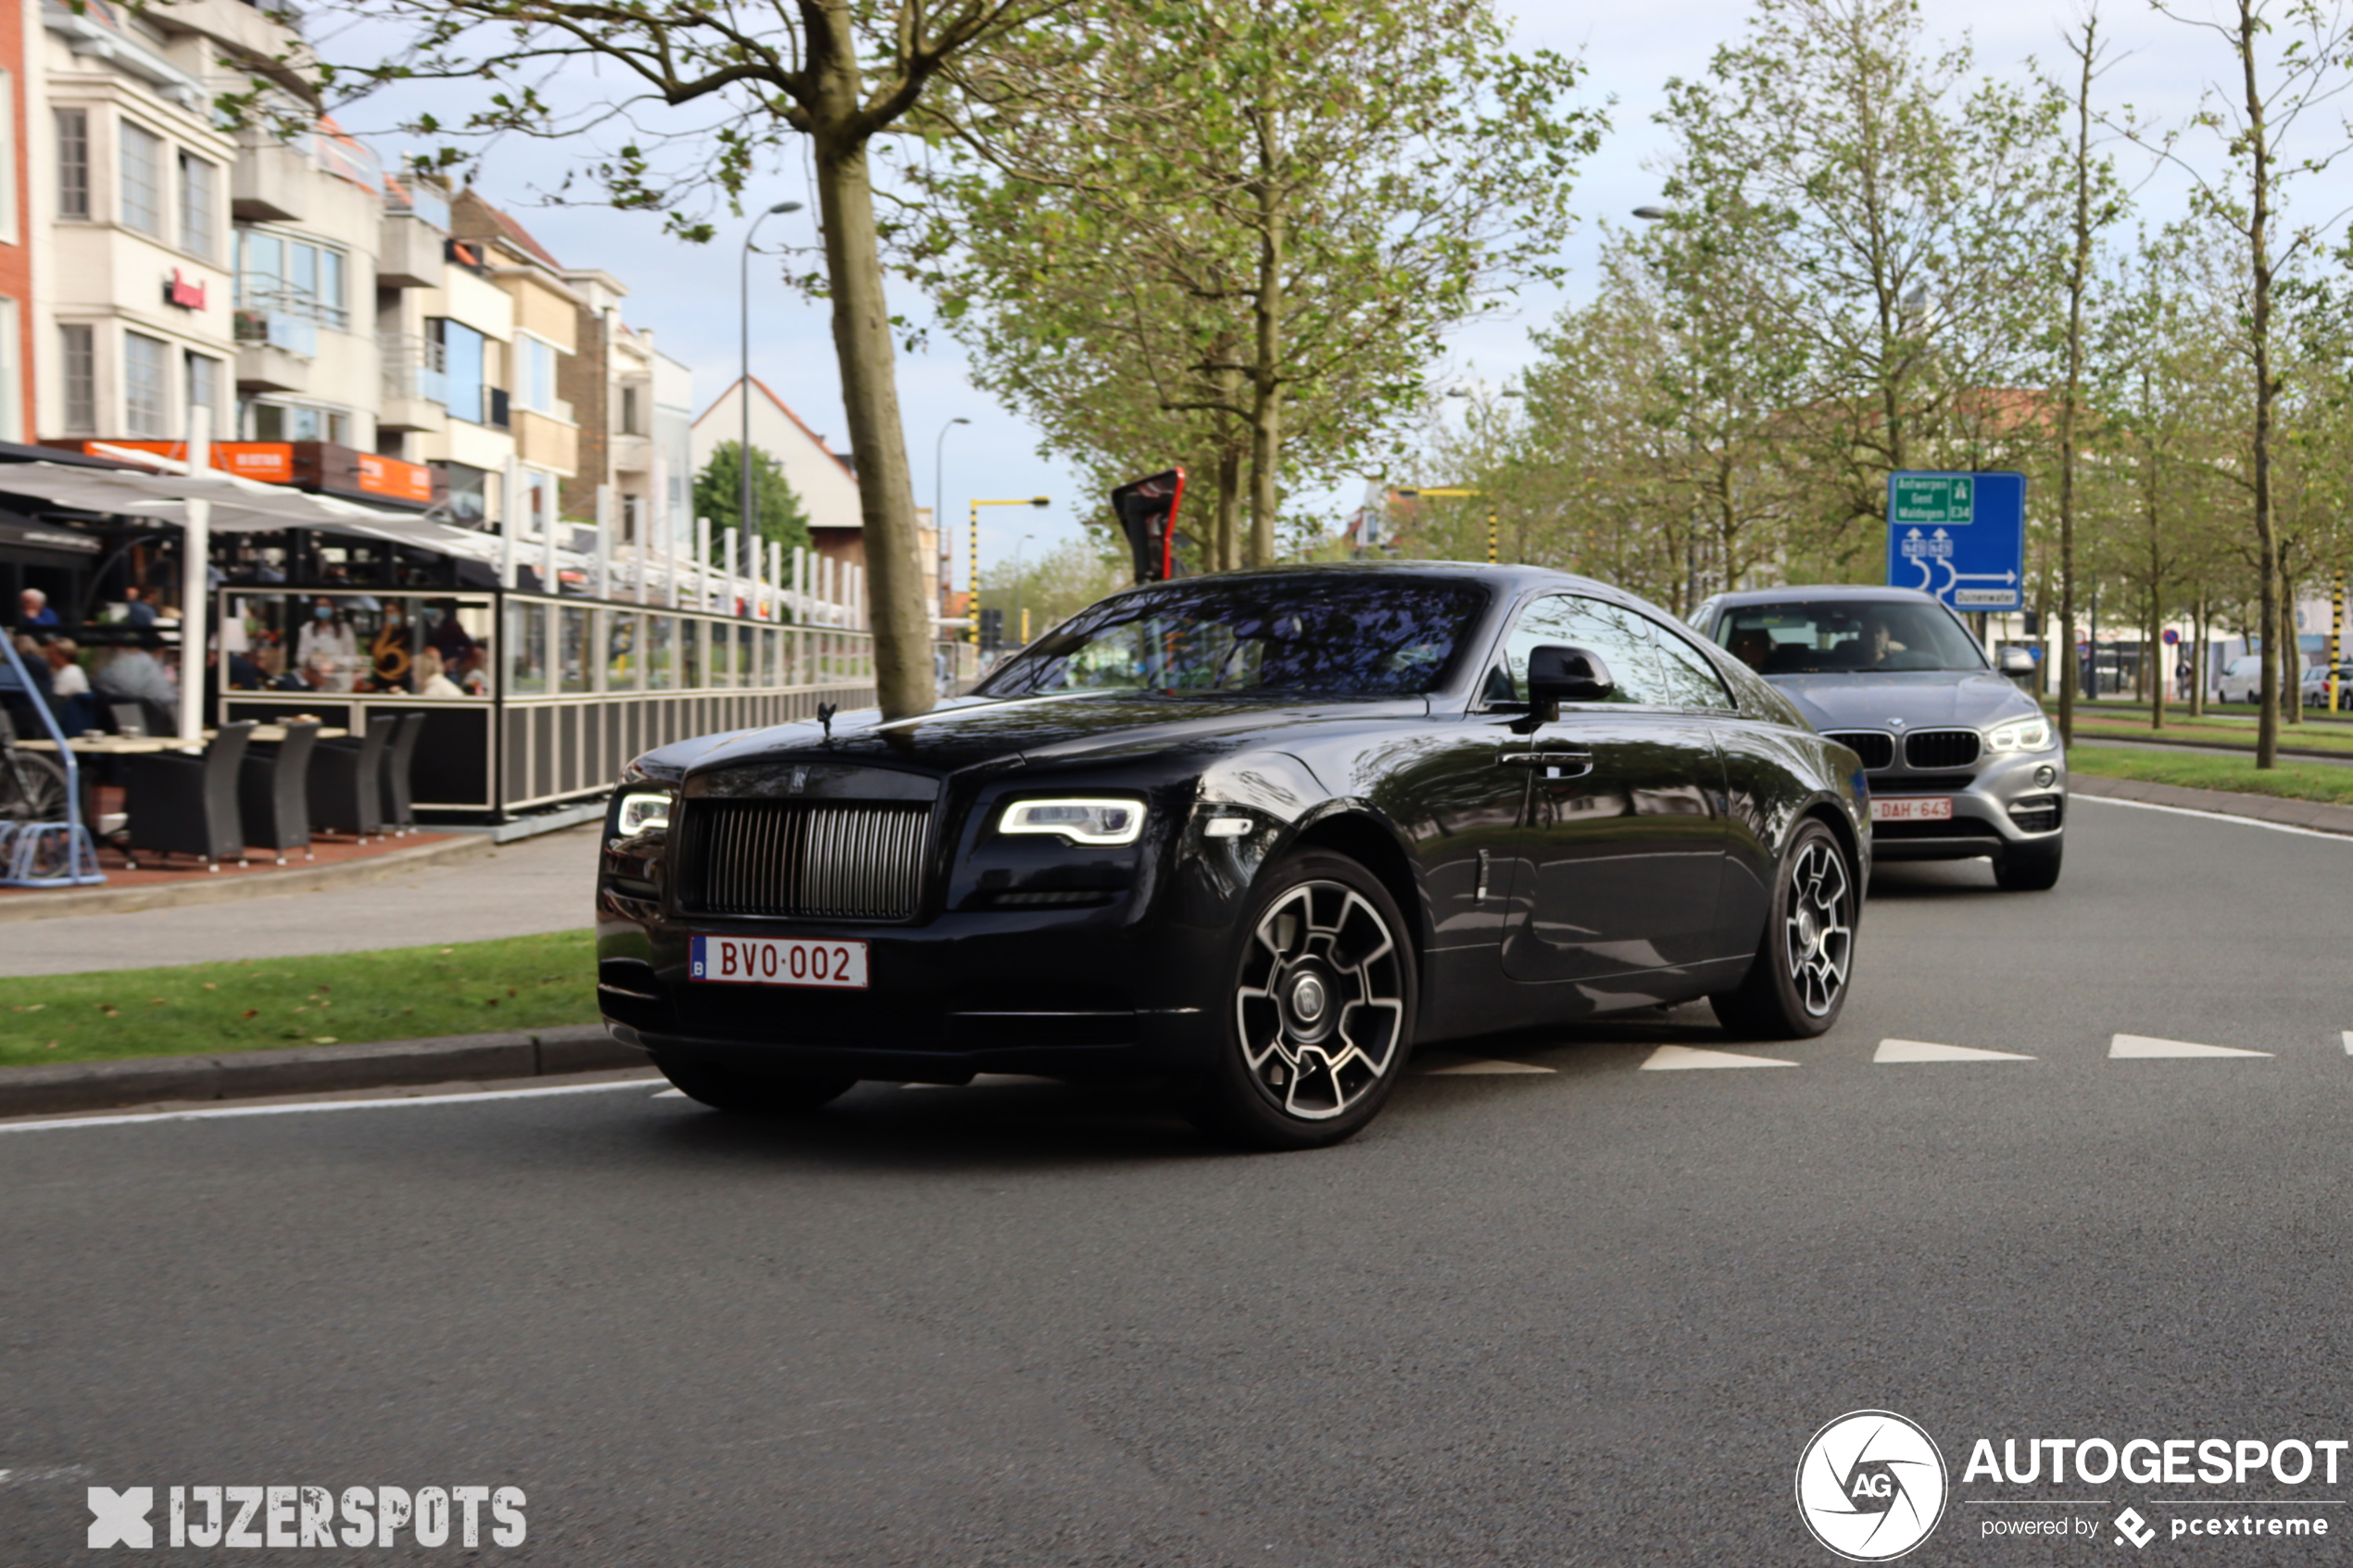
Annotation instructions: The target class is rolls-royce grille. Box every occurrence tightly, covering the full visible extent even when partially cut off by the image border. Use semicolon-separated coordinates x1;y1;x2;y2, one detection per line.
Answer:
682;801;930;920
1824;731;1895;770
1904;729;1982;770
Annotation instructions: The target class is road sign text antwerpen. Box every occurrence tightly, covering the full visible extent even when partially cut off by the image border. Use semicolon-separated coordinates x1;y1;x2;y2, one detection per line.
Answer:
1885;470;2026;612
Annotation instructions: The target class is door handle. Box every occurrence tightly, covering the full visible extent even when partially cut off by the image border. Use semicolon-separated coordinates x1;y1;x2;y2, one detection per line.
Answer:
1501;748;1592;780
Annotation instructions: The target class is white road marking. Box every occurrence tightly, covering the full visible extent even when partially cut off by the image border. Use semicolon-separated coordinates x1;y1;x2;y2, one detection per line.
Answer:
1421;1058;1556;1075
2109;1033;2272;1059
1640;1045;1797;1071
651;1088;686;1098
2075;794;2353;843
2342;1032;2353;1056
1875;1038;2036;1063
0;1077;660;1135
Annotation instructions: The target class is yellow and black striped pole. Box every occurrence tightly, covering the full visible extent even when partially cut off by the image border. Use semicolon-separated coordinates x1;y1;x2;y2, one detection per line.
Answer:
2331;577;2344;712
1395;486;1490;562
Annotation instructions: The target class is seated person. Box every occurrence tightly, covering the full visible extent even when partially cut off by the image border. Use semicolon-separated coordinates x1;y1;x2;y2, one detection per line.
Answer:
42;637;95;736
1730;627;1774;671
93;636;179;709
416;646;464;698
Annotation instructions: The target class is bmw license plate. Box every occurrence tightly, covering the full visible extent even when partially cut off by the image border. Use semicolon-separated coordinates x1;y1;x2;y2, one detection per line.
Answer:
691;935;869;989
1869;797;1953;823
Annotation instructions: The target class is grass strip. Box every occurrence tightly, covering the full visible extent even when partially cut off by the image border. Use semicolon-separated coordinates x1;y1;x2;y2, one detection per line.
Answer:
2070;719;2353;755
2066;745;2353;807
0;930;598;1069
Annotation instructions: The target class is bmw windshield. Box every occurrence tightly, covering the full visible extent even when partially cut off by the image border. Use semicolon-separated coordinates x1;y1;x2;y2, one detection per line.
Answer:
975;577;1487;699
1715;600;1988;676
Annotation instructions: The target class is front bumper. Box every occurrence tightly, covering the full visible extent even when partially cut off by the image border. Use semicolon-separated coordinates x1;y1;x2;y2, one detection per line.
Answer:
596;891;1228;1084
1866;746;2066;862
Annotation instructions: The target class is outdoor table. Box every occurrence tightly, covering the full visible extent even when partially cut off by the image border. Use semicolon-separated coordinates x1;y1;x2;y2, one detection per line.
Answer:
17;728;348;843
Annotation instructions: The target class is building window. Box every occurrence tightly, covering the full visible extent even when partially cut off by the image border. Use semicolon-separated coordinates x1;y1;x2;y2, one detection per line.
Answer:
178;153;217;261
0;74;18;246
442;460;487;527
120;120;164;237
433;319;487;426
517;335;558;415
124;332;170;436
184;351;220;433
59;324;95;433
619;384;641;435
0;299;19;442
234;229;349;330
248;401;348;445
55;109;89;221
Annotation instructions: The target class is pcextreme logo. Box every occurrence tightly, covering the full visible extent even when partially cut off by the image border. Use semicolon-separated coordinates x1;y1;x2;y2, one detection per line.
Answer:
1796;1411;1950;1562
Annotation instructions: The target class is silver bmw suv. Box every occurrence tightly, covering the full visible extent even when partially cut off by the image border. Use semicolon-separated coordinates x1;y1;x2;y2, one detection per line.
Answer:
1692;585;2065;890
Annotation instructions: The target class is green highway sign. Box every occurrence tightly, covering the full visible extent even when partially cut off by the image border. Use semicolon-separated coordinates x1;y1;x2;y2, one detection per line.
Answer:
1891;474;1974;527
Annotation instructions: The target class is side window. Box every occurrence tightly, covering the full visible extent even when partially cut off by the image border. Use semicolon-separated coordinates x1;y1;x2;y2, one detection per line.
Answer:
1496;595;1660;706
1646;621;1736;709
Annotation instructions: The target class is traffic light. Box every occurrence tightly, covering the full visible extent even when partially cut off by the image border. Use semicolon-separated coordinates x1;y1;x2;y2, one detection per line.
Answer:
979;607;1004;651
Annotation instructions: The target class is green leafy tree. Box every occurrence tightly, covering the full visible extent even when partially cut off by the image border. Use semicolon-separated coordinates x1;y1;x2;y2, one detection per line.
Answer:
300;0;1080;721
694;442;814;565
916;0;1604;567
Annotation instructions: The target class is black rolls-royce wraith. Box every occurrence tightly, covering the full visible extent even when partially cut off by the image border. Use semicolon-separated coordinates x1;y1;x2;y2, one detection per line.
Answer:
596;563;1869;1148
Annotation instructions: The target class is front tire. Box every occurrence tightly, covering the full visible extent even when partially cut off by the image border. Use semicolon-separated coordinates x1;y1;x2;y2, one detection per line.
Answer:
1994;841;2063;891
658;1060;857;1116
1181;850;1416;1151
1710;819;1856;1040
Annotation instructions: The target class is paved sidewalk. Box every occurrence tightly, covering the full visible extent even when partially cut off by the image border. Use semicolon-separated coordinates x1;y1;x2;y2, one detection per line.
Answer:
0;826;601;976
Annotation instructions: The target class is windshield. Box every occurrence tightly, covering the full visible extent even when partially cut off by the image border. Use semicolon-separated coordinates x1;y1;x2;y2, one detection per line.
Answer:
1715;599;1988;675
975;577;1487;699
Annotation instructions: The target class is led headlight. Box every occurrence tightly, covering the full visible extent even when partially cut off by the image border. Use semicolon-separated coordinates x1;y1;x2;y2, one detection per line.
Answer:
614;788;673;835
1984;715;2054;754
998;797;1145;847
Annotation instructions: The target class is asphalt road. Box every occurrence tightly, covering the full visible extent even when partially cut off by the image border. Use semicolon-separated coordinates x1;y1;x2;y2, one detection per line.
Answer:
7;797;2353;1566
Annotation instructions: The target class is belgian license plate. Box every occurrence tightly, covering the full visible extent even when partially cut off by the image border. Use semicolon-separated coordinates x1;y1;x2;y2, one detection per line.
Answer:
690;935;869;989
1870;797;1953;823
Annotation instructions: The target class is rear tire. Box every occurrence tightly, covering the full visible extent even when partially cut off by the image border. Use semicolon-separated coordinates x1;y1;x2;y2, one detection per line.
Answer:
1994;841;2063;891
1180;850;1416;1151
1710;819;1856;1040
658;1060;856;1116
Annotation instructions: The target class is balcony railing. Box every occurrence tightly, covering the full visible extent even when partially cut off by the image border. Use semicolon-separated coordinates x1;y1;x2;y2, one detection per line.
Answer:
234;308;317;358
380;332;447;405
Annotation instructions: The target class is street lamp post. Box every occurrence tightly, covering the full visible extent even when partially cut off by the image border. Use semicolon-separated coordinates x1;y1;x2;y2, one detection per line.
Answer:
740;200;803;577
969;496;1051;646
1012;533;1035;645
934;417;970;623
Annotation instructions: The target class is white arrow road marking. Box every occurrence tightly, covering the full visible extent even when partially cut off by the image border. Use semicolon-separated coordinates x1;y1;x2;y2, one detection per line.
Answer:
2109;1033;2272;1059
2342;1032;2353;1056
1421;1058;1556;1075
1640;1045;1798;1071
1874;1038;2035;1063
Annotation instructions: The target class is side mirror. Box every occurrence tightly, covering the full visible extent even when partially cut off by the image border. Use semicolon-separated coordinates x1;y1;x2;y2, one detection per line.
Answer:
1525;644;1614;724
1999;647;2035;676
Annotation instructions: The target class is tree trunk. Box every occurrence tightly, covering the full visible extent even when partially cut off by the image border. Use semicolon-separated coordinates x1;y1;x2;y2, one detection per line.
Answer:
1246;192;1284;568
2238;0;2280;766
2189;593;2207;718
2054;19;2097;750
2280;560;2303;726
1214;441;1242;571
809;82;932;718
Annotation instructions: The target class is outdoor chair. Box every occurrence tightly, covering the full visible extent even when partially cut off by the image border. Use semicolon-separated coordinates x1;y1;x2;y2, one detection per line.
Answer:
308;721;388;842
122;722;255;872
375;712;424;836
106;702;147;736
236;721;320;866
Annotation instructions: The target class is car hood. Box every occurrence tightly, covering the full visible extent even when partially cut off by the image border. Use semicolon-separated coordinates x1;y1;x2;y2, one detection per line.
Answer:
660;689;1430;780
1765;671;2038;733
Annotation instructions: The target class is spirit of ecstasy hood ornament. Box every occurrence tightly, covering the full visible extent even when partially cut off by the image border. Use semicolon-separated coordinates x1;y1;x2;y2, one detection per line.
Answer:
816;702;837;745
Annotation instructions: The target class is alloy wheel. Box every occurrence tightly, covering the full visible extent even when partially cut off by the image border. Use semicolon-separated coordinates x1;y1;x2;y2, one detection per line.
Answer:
1781;839;1853;1018
1235;880;1406;1121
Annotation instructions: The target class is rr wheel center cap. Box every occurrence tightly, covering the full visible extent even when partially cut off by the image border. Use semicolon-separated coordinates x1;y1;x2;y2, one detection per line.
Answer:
1797;908;1820;952
1290;973;1328;1024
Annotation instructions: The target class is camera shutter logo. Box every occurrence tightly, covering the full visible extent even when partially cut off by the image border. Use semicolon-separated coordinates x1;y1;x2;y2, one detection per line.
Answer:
1795;1411;1948;1561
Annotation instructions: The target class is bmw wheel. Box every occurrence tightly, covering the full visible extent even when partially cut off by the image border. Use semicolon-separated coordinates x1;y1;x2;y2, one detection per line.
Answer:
1710;819;1856;1040
1183;851;1416;1150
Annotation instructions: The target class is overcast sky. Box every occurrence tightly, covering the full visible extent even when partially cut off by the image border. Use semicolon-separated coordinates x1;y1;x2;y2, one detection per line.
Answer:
324;1;2267;577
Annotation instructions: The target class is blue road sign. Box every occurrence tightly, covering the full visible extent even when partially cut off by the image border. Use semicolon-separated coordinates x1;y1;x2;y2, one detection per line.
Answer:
1886;470;2025;611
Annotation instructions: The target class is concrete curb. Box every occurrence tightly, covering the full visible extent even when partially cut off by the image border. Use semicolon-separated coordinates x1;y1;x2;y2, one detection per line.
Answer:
2070;773;2353;836
0;1024;647;1117
0;833;503;924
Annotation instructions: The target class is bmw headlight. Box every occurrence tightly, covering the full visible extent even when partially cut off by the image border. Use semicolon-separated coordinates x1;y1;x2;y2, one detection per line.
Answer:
997;797;1145;847
614;787;673;835
1984;715;2054;754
